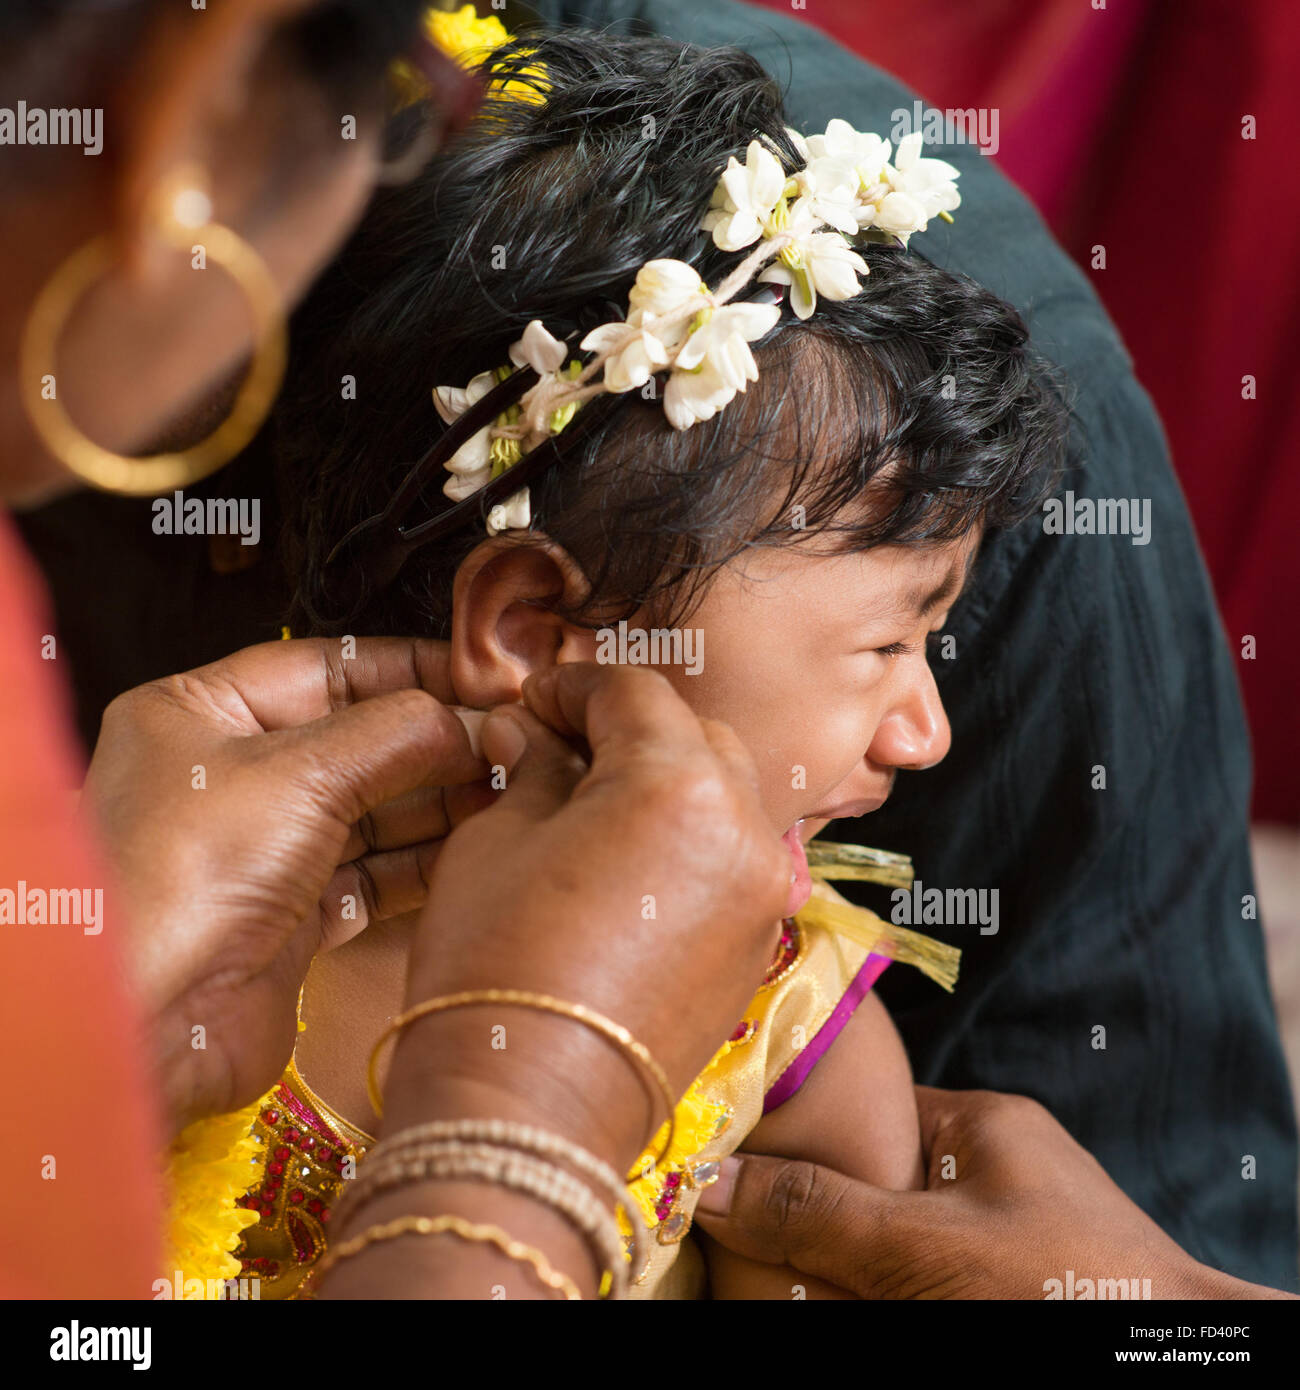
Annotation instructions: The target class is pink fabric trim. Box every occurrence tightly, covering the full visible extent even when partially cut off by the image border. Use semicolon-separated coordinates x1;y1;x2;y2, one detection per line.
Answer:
762;953;891;1114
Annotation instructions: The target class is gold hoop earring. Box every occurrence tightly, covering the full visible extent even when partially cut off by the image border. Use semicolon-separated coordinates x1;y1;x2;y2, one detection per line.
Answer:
19;168;287;497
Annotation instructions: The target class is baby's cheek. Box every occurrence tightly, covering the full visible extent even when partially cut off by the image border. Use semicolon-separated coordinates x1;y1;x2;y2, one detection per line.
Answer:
784;716;865;804
755;747;828;831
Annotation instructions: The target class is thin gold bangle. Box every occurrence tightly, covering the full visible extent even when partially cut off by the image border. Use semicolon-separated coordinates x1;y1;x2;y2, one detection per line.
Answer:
360;1117;648;1270
313;1213;582;1300
334;1145;627;1298
367;988;677;1170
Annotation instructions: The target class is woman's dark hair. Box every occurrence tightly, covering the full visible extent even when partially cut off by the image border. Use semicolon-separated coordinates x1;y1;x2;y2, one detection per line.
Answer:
276;31;1070;636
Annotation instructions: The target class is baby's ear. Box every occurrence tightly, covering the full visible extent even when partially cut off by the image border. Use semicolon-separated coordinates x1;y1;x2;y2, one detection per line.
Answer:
450;536;597;707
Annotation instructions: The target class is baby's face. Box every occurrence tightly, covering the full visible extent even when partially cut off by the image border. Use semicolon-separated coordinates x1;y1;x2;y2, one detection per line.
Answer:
635;531;977;896
450;523;977;913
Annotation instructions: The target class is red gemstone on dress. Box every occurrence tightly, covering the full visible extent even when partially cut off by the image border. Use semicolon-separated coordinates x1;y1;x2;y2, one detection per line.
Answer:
307;1198;323;1214
284;1128;301;1144
317;1148;331;1162
289;1189;304;1204
262;1109;280;1125
268;1162;283;1176
274;1146;289;1161
302;1135;316;1149
260;1203;273;1218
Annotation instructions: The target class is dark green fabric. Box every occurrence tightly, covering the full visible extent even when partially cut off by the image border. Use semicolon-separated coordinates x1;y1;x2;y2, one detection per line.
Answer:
517;0;1297;1288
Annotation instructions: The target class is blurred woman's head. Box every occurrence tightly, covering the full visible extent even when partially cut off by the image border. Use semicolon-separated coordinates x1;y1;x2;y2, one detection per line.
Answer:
0;0;440;502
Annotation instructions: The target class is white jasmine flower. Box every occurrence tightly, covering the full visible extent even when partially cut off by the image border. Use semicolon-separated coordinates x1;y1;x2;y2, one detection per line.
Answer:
872;189;931;241
701;140;787;251
508;319;568;375
803;119;892;185
792;155;861;236
583;260;707;391
442;465;492;502
433;369;495;429
673;302;781;384
760;231;868;319
877;132;960;239
660;300;778;430
664;354;749;430
433;368;497;494
486;488;531;535
627;259;709;318
581;317;672;392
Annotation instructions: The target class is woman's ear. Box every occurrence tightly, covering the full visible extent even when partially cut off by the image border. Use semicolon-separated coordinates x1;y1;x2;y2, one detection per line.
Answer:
450;537;600;707
117;0;379;278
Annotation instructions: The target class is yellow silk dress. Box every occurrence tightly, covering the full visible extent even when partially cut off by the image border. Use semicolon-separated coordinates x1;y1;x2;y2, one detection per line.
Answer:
161;851;956;1300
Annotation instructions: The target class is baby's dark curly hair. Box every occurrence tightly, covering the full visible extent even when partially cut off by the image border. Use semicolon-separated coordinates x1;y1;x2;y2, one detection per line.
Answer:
275;30;1070;636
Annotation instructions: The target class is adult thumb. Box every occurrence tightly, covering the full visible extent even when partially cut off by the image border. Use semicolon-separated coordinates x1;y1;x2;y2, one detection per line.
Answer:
693;1151;922;1297
265;688;483;828
480;705;589;822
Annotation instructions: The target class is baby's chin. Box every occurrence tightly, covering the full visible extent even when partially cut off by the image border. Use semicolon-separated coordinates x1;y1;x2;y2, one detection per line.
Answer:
800;816;831;842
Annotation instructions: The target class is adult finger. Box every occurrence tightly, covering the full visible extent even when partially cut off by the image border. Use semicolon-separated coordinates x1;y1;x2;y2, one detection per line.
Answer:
338;775;498;862
693;1151;933;1296
698;716;765;802
521;663;710;766
318;841;443;948
913;1085;1051;1171
480;705;589;824
190;637;460;732
259;688;485;830
913;1084;975;1155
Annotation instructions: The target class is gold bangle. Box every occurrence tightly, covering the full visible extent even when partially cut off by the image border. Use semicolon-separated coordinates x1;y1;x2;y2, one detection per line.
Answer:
360;1116;648;1272
367;988;678;1171
313;1213;582;1300
335;1144;627;1298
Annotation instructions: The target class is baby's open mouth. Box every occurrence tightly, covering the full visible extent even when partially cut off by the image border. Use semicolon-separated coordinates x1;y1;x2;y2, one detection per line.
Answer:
781;820;812;917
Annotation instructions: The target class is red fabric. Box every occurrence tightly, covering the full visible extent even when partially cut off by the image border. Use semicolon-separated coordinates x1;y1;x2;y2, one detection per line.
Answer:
752;0;1299;822
0;514;161;1296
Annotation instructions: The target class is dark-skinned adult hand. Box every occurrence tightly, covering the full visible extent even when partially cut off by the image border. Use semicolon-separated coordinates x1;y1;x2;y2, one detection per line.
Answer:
693;1085;1297;1299
380;662;793;1176
320;662;793;1300
81;636;490;1133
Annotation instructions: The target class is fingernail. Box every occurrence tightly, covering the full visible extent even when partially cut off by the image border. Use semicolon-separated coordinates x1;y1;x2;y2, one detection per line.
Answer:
452;707;486;760
695;1155;739;1216
481;709;527;773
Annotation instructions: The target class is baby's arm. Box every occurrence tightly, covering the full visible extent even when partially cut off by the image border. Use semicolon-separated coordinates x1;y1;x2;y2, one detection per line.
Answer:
699;989;924;1300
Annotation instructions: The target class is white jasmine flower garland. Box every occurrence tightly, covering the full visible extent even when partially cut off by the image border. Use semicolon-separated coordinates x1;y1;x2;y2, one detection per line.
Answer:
431;118;960;533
